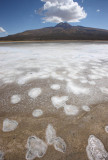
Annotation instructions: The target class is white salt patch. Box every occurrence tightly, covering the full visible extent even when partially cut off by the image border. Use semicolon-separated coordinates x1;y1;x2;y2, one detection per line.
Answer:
82;105;90;112
45;124;66;153
46;124;56;145
15;70;24;75
17;72;38;85
50;84;60;90
56;77;64;81
62;71;67;74
105;126;108;133
32;109;43;118
51;96;68;109
11;95;21;104
80;79;88;84
65;78;71;82
68;74;79;80
86;135;108;160
51;72;64;81
28;88;41;99
88;81;96;85
64;105;79;115
0;150;4;160
26;136;48;160
100;87;108;94
67;81;89;95
39;74;49;79
88;74;102;80
53;137;66;153
3;77;15;84
17;76;31;85
79;66;87;70
2;118;18;132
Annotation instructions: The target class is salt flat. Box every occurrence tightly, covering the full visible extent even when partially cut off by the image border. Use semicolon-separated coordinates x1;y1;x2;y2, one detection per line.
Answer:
0;41;108;160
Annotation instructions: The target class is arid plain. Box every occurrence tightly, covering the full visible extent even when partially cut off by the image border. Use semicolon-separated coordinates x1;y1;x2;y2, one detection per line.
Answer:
0;42;108;160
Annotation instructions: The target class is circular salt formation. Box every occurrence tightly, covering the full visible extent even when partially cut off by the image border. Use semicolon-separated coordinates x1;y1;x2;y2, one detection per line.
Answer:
100;87;108;94
53;137;66;153
51;96;68;109
45;124;56;145
82;105;90;112
0;150;4;160
11;94;21;104
26;136;48;160
64;105;79;115
105;126;108;133
2;118;18;132
28;88;41;99
32;109;43;117
86;135;108;160
50;84;60;90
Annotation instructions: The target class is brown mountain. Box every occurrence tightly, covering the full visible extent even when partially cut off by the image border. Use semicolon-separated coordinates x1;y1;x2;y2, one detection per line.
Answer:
0;22;108;41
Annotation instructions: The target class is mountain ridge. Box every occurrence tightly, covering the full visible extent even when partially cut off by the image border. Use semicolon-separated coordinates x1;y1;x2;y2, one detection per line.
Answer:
0;23;108;41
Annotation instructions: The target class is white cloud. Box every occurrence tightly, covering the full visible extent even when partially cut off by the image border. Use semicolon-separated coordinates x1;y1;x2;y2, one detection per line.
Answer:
0;27;6;33
40;0;87;23
97;9;100;12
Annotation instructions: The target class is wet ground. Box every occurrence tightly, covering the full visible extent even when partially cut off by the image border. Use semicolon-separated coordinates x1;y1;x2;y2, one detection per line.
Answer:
0;41;108;160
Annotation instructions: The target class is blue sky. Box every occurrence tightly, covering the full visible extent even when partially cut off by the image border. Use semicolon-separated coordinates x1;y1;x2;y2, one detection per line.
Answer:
0;0;108;37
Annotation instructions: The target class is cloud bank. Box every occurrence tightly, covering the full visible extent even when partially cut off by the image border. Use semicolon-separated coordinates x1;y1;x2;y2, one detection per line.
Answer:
0;27;6;33
40;0;87;23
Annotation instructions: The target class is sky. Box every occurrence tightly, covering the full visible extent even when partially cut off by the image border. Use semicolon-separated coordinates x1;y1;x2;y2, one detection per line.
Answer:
0;0;108;37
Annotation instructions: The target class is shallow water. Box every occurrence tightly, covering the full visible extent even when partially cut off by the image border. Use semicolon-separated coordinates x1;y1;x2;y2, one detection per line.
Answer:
0;41;108;160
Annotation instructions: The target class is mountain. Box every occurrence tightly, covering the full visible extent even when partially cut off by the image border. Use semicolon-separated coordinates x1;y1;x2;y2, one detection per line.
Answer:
55;22;72;29
0;23;108;41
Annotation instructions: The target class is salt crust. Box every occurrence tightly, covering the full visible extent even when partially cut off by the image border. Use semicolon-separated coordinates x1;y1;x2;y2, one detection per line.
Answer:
46;124;66;153
86;135;108;160
11;95;21;104
2;118;18;132
26;136;48;160
28;88;41;99
32;109;43;117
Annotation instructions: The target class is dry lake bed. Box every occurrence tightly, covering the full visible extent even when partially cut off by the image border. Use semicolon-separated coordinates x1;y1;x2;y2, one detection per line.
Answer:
0;41;108;160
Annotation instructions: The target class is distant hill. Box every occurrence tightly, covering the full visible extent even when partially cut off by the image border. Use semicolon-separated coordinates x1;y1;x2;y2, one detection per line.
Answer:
0;22;108;41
